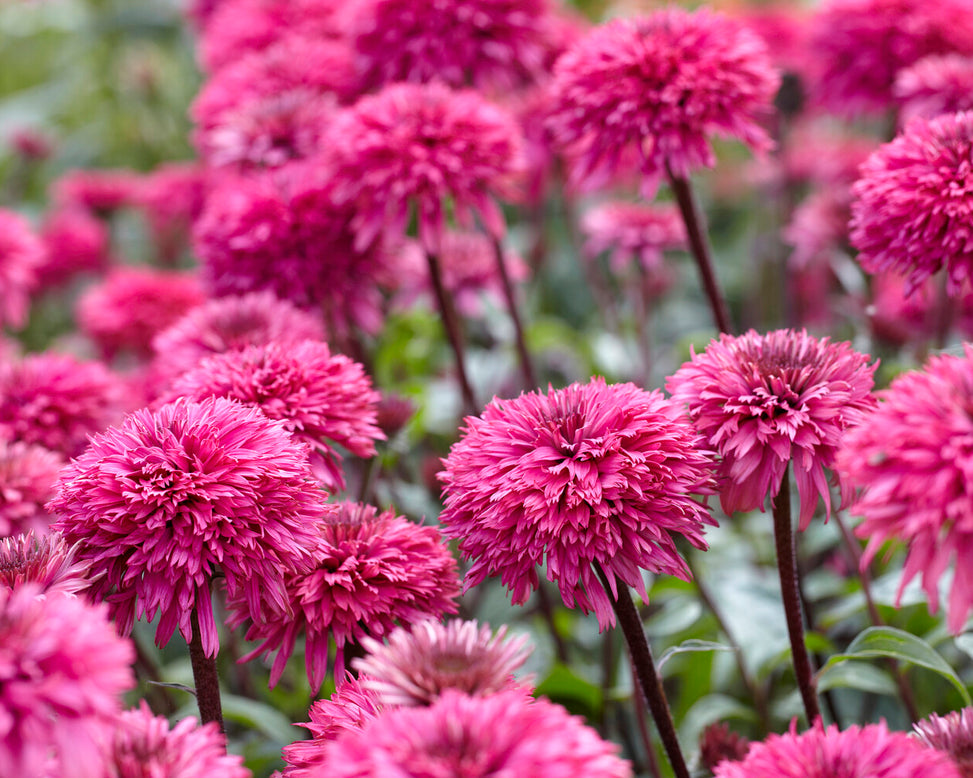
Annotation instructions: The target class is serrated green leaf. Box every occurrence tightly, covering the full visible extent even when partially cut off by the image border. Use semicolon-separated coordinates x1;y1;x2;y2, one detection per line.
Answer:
820;626;970;705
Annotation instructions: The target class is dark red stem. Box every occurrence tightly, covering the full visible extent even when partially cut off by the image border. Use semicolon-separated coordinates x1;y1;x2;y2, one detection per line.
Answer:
425;250;478;414
492;236;538;391
189;608;224;733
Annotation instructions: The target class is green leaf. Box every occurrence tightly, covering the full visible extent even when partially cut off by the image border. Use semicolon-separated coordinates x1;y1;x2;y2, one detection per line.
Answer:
678;693;757;753
658;639;735;674
220;694;301;745
816;661;898;696
819;626;970;705
956;633;973;663
534;663;602;720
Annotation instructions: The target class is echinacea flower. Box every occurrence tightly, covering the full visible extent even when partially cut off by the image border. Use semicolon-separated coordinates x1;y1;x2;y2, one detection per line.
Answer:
851;111;973;294
0;585;134;778
151;291;325;384
439;378;716;629
809;0;973;117
53;168;140;213
282;677;382;778
837;346;973;633
714;719;960;778
581;201;686;273
49;397;329;657
322;82;524;253
895;54;973;123
35;208;109;290
0;352;123;457
104;702;250;778
667;329;877;528
0;531;90;595
227;501;460;690
133;163;209;264
158;340;384;491
354;619;532;707
546;9;779;194
317;689;632;778
77;268;205;360
0;208;42;329
699;722;750;774
351;0;553;91
0;440;66;538
914;708;973;776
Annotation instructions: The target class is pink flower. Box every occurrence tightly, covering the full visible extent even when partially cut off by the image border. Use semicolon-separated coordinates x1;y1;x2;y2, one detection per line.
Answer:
0;531;90;595
0;352;123;457
228;501;460;690
282;677;382;778
354;619;532;707
133;163;209;263
439;378;715;629
784;189;852;270
104;702;250;778
0;440;65;538
0;209;42;329
546;9;779;194
699;722;750;774
150;292;325;384
318;689;632;778
850;111;973;295
351;0;553;91
895;54;973;123
53;168;140;213
809;0;973;117
731;3;812;79
714;719;960;778
0;585;134;778
159;340;384;491
581;201;686;273
667;330;877;529
837;346;973;633
322;82;524;253
914;708;973;777
77;268;205;360
48;397;329;657
36;208;110;290
7;127;54;160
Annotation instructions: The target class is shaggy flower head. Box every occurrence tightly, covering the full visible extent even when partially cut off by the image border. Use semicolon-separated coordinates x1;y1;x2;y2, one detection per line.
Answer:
0;352;122;457
352;0;553;91
53;168;140;213
0;531;90;595
228;501;460;690
323;82;524;253
714;719;960;778
282;677;382;778
837;346;973;633
439;378;716;629
159;340;384;491
319;689;632;778
134;163;209;264
354;619;532;707
581;201;686;273
851;111;973;295
667;330;877;528
0;208;42;328
35;208;109;290
77;268;205;360
915;708;973;776
896;54;973;123
546;9;780;194
151;292;325;384
49;397;329;657
0;440;66;538
104;702;250;778
809;0;973;117
0;585;134;778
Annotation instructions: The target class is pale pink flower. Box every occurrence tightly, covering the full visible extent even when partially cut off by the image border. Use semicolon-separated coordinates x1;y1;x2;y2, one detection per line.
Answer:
667;330;877;529
895;54;973;124
439;378;715;629
850;111;973;294
0;440;65;537
228;502;460;690
0;585;134;778
159;340;384;491
104;702;250;778
915;708;973;777
49;397;329;657
546;9;779;194
354;619;532;707
715;719;960;778
319;689;632;778
0;209;42;328
581;201;686;273
0;531;90;595
837;346;973;633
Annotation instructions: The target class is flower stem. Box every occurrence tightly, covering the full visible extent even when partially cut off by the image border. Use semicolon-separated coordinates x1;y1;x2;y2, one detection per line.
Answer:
594;563;690;778
189;608;224;733
665;165;734;334
492;236;538;391
771;470;821;725
425;250;478;414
